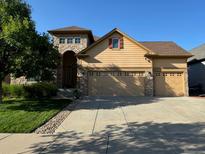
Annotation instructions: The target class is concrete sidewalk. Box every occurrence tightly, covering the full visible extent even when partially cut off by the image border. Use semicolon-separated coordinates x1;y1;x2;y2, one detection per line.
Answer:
1;97;205;153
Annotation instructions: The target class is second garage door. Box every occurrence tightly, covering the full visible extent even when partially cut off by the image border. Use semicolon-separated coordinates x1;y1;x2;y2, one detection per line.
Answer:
88;71;145;96
154;72;185;96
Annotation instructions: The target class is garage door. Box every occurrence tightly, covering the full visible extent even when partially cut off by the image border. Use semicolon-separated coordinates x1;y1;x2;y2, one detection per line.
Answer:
88;71;145;96
154;72;185;96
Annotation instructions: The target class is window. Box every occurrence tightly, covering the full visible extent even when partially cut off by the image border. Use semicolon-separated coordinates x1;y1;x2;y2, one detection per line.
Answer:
177;73;182;76
59;37;65;44
75;37;81;44
155;72;161;76
67;37;73;44
112;38;119;48
163;73;168;76
170;73;175;76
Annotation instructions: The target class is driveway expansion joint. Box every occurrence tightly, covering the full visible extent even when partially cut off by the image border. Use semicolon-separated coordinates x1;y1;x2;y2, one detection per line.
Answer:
91;101;101;135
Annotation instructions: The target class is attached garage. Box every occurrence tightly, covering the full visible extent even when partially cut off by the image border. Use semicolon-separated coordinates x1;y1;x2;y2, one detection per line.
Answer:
154;72;185;96
88;71;145;96
74;28;192;97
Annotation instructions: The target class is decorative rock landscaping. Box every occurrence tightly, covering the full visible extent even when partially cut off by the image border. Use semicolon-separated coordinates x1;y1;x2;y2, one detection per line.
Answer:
35;100;78;134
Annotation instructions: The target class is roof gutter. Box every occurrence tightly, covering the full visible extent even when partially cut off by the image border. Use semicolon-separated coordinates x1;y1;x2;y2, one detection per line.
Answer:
145;54;193;58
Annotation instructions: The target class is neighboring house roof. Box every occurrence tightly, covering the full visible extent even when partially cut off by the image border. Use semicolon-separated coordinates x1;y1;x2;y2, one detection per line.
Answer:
188;43;205;62
94;35;100;41
140;41;192;57
77;28;192;58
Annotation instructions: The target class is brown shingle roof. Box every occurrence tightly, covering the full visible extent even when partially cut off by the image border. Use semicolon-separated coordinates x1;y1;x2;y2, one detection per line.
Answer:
48;26;95;43
49;26;192;57
93;35;100;41
48;26;91;32
140;41;192;57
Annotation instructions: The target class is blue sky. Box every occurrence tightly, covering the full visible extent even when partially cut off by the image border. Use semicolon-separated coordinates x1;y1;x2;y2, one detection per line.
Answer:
27;0;205;50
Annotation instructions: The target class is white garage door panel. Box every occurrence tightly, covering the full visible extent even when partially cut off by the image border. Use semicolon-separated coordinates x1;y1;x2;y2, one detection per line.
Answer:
88;71;145;96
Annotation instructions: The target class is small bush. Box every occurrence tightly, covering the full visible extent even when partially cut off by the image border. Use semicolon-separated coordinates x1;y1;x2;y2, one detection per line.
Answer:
2;82;57;98
2;83;25;98
24;82;57;98
2;82;10;97
10;84;25;97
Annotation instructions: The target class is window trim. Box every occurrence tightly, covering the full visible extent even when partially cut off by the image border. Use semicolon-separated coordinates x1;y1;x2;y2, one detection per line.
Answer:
75;37;81;44
67;37;73;44
59;37;66;44
112;37;120;49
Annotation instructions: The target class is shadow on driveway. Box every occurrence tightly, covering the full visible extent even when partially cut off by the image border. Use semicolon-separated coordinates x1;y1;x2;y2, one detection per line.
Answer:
29;122;205;153
75;96;160;110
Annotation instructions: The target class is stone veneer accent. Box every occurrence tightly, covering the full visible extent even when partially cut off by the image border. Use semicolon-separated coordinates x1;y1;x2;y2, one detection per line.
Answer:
53;34;89;88
184;68;189;96
77;66;88;95
53;34;89;54
144;71;154;96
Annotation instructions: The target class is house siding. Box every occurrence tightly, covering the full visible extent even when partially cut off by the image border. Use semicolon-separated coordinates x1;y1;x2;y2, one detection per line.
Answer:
80;32;152;69
79;32;153;96
153;58;187;69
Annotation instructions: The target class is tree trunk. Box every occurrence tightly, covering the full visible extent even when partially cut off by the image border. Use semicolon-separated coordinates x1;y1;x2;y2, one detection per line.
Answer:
0;81;2;104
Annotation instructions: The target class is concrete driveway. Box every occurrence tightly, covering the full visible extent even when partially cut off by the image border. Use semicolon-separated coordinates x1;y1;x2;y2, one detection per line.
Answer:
1;97;205;153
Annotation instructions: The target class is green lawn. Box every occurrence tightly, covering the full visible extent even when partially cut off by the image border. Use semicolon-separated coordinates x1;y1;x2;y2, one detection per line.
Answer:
0;99;71;133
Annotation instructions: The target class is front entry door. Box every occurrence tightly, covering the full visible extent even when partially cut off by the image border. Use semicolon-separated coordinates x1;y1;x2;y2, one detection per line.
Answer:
63;51;77;88
63;66;77;88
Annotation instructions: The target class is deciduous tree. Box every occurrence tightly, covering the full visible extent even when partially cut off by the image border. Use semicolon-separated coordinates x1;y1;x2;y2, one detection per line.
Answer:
0;0;60;103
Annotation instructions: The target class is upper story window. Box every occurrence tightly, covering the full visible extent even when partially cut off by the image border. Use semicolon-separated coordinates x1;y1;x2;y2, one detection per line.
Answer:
67;37;73;44
109;37;123;49
112;38;119;48
75;37;81;44
59;37;65;44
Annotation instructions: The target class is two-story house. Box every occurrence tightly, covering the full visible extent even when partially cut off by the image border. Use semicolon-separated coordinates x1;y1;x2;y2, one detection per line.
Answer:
48;26;192;97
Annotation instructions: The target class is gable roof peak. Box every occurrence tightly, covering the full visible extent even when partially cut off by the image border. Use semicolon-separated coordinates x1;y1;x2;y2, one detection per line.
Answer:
77;28;153;55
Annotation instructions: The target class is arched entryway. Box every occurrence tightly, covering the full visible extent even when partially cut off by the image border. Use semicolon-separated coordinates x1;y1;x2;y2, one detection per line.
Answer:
63;51;77;88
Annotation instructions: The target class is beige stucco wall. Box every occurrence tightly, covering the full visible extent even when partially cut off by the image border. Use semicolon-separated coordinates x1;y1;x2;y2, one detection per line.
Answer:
80;32;152;69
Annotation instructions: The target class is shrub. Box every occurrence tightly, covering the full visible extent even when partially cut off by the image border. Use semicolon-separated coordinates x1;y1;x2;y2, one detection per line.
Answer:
24;82;57;98
2;83;25;98
2;82;10;97
2;82;57;98
10;84;25;97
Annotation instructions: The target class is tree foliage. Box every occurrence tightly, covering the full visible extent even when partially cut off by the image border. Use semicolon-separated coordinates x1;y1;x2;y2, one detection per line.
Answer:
16;33;60;81
0;0;60;102
0;0;59;81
